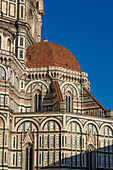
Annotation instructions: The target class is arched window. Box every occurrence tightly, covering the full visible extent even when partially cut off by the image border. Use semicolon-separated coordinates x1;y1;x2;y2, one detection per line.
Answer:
0;117;4;128
0;66;6;80
66;95;71;112
66;92;73;112
7;38;11;52
36;2;39;9
15;76;19;89
67;121;82;151
10;70;13;83
42;121;61;166
28;9;33;28
35;94;37;111
35;92;42;112
0;36;1;49
28;9;34;36
100;125;113;152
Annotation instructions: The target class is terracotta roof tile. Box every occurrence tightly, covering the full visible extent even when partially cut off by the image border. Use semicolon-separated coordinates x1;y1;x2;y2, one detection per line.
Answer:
26;41;81;72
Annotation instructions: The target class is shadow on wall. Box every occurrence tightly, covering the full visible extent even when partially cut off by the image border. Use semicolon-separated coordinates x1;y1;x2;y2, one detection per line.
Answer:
38;144;113;170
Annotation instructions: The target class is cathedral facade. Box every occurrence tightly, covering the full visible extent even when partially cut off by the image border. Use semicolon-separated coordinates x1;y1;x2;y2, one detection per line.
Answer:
0;0;113;169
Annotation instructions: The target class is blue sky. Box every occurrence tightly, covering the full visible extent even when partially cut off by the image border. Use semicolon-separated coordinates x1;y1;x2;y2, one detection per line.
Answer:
42;0;113;110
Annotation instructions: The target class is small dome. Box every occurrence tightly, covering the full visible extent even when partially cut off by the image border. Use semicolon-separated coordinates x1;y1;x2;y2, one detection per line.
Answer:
26;40;81;72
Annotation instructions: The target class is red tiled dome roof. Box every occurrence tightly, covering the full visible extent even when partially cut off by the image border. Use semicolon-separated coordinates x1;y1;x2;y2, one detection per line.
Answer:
26;40;81;72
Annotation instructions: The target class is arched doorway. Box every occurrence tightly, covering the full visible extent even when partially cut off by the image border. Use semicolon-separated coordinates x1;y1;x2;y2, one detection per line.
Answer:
87;144;96;170
23;142;34;170
17;122;38;170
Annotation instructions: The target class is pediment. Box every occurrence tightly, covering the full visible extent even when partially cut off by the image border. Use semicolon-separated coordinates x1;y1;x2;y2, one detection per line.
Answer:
23;130;34;146
87;131;95;146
